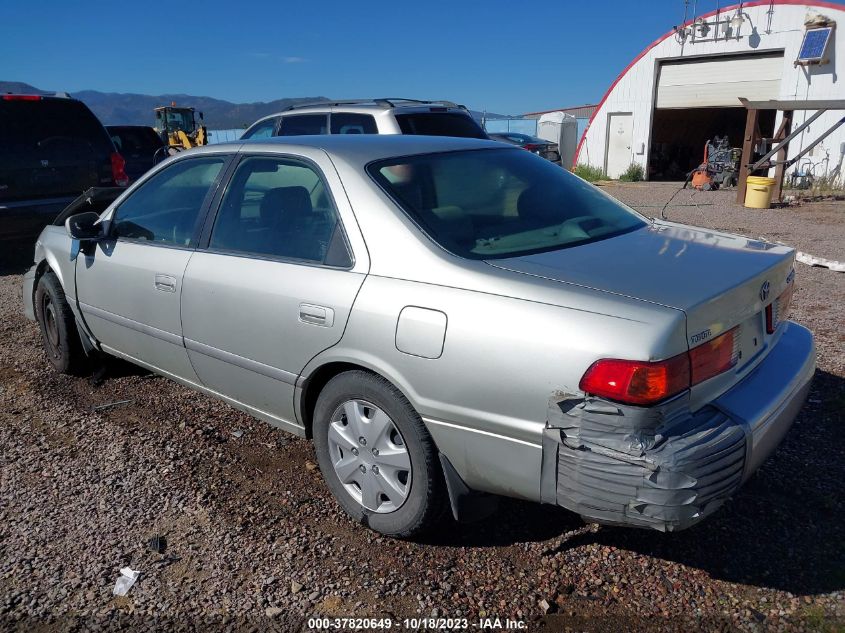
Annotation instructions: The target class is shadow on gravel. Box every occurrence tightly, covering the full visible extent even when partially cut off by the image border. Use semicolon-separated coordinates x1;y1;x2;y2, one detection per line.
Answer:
425;370;845;596
421;499;584;548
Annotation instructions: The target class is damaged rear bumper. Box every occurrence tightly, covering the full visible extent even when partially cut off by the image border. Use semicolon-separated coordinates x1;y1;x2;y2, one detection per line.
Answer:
541;322;815;531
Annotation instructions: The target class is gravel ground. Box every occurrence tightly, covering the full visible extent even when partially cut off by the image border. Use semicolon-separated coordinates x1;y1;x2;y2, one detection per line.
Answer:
0;187;843;632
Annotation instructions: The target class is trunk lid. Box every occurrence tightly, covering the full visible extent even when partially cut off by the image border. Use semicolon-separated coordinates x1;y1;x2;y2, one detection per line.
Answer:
487;222;796;397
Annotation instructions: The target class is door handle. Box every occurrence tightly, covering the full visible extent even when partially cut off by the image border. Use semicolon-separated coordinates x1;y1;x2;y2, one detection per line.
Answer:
154;274;177;293
299;303;334;327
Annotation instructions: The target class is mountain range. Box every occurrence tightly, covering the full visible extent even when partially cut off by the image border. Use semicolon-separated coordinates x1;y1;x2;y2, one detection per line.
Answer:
0;81;328;129
1;81;500;129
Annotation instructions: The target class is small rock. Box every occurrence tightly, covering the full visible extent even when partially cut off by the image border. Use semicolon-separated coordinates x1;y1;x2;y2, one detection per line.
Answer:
305;461;318;472
265;606;283;618
291;581;303;594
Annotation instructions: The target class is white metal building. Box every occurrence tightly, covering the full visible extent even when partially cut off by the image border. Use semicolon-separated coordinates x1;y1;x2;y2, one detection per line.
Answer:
576;0;845;180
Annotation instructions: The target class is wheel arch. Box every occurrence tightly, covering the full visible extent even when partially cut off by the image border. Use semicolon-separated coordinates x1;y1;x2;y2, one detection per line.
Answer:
299;357;497;524
297;351;430;439
298;359;424;440
32;256;97;356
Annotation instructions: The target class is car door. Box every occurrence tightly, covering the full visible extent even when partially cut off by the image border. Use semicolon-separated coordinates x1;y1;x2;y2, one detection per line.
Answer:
75;154;230;381
180;151;367;430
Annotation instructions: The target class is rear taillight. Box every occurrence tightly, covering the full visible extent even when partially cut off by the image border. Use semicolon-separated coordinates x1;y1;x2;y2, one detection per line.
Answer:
522;143;541;153
111;152;129;187
765;284;794;334
579;355;690;406
580;327;740;406
689;327;739;384
2;94;42;101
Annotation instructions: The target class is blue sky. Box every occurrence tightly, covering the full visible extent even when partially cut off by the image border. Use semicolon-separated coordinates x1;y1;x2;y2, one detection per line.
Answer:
1;0;828;114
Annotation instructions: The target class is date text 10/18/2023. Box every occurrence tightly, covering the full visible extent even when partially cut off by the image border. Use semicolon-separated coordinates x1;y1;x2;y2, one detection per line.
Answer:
306;617;528;630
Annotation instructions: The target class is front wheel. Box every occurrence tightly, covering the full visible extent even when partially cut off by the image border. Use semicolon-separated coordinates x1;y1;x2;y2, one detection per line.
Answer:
313;370;446;538
34;271;87;375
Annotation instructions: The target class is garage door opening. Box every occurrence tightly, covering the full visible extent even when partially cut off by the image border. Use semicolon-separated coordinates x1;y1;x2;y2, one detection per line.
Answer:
648;51;782;181
649;107;776;180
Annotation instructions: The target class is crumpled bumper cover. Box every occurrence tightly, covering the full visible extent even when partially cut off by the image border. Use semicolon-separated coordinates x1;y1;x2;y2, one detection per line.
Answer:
541;322;815;531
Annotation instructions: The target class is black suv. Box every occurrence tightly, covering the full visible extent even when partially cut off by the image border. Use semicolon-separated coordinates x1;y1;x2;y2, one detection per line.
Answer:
0;94;128;243
106;125;165;183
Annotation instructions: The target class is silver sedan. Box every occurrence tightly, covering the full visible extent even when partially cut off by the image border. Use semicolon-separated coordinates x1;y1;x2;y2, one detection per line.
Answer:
23;136;815;537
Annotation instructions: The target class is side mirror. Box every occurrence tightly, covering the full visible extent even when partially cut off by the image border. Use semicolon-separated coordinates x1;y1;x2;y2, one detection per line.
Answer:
66;211;104;241
198;111;204;120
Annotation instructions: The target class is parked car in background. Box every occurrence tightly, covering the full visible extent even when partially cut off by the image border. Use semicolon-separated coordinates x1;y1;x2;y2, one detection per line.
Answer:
106;125;165;183
241;98;488;140
23;135;813;538
0;94;128;243
488;132;561;165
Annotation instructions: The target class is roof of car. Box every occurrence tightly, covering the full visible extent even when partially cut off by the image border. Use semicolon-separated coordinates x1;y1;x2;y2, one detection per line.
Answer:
245;100;473;130
204;134;512;165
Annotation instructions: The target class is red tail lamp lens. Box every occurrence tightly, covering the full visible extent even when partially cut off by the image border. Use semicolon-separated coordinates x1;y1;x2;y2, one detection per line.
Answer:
580;328;741;406
111;152;129;187
579;354;690;406
2;94;42;101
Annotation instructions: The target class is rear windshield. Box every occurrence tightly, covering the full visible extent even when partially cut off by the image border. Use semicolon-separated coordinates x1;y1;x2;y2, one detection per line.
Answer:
368;148;646;260
395;112;487;139
108;127;164;153
0;99;114;157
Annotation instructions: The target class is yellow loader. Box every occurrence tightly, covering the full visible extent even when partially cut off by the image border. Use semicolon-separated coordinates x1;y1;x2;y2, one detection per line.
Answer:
154;103;207;150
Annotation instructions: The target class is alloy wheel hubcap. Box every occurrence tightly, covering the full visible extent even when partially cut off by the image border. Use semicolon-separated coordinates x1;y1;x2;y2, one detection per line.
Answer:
327;399;411;513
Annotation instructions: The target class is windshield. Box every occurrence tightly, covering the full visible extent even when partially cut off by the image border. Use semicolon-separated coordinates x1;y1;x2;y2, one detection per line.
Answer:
162;109;195;133
368;148;647;260
108;127;164;152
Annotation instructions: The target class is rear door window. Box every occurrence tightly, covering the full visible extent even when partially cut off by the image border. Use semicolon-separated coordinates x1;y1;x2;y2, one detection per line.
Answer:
111;156;226;246
395;112;487;139
278;114;328;136
0;98;115;201
330;113;377;134
209;156;349;265
0;98;114;157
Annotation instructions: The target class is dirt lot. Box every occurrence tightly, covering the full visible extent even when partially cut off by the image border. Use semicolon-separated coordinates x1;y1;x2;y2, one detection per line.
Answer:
1;184;843;632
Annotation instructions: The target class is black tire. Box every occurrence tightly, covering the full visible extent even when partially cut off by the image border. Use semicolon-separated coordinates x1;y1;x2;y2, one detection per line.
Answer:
34;271;87;375
313;370;447;538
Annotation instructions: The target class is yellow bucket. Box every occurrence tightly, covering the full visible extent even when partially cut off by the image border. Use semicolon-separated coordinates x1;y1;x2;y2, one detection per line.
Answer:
744;176;777;209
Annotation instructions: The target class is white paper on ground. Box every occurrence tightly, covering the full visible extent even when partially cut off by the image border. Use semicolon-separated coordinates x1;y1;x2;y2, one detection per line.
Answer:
112;567;141;596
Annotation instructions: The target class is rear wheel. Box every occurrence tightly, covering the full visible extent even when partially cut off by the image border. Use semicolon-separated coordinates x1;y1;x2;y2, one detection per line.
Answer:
35;271;87;375
313;370;446;538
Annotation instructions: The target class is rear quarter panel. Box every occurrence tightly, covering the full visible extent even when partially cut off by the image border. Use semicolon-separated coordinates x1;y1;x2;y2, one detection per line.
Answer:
302;273;686;501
